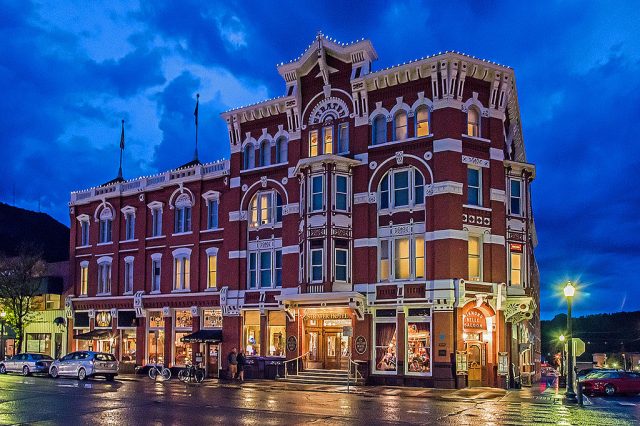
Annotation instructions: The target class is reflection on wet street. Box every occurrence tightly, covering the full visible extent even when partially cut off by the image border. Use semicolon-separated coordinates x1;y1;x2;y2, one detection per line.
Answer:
0;375;637;425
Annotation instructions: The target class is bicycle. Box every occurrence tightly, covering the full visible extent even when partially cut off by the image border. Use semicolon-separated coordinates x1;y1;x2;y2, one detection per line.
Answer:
178;362;205;383
148;364;171;381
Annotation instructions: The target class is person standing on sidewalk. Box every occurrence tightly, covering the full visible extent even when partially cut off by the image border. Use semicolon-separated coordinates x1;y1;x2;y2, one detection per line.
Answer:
236;349;246;382
227;347;238;380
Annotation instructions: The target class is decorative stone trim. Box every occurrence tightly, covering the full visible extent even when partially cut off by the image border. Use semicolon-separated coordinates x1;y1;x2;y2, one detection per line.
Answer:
433;138;462;153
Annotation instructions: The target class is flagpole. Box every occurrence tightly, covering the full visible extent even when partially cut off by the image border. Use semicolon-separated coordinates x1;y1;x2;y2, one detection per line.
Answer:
194;93;200;162
118;119;124;179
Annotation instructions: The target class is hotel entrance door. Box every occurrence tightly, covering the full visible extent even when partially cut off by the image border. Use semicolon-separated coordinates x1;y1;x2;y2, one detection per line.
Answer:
305;316;351;370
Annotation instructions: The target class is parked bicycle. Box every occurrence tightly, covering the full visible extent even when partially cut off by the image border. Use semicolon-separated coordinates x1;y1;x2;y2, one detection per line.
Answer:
148;364;171;381
178;362;205;383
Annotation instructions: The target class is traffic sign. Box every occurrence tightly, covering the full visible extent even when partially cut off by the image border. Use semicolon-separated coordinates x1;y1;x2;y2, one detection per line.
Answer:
573;338;585;357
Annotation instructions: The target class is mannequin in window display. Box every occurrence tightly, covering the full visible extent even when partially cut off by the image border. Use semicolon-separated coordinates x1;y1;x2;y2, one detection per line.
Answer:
246;336;257;356
377;343;397;371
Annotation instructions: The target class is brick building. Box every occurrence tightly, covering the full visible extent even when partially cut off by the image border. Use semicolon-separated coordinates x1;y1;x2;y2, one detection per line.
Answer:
67;33;539;387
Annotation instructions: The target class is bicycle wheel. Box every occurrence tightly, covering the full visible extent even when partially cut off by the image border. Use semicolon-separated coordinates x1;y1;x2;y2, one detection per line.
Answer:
149;368;158;380
194;369;205;383
178;369;186;382
161;368;171;380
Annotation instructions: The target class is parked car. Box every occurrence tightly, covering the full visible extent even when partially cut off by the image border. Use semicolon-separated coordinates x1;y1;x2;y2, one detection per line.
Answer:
581;371;640;396
49;351;118;381
0;353;55;376
577;368;616;382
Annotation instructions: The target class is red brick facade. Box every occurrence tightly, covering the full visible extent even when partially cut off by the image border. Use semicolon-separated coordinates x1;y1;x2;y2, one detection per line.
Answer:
67;34;539;387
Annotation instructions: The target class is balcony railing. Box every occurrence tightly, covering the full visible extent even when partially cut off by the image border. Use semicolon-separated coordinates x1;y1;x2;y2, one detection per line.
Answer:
303;284;325;294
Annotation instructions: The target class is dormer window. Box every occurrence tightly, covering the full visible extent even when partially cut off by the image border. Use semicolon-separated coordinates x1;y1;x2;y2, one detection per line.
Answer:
249;191;282;228
372;115;387;145
415;106;430;137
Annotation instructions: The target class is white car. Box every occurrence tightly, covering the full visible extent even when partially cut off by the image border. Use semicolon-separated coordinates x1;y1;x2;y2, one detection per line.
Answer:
0;353;54;376
49;351;118;381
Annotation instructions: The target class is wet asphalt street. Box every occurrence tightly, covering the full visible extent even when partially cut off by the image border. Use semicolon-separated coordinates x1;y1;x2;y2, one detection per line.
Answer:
0;374;638;425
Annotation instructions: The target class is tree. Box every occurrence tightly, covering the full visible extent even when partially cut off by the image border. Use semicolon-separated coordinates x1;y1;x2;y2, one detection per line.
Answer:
0;245;46;354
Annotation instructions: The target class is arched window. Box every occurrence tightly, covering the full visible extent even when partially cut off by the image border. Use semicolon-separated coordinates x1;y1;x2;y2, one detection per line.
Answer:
393;111;408;141
415;106;430;137
259;140;270;167
244;144;255;170
372;115;387;145
249;191;282;228
275;137;288;163
174;193;192;234
467;107;480;137
98;207;113;244
378;167;426;209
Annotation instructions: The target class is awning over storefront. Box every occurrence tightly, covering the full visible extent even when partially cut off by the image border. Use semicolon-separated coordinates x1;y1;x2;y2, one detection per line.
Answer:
74;330;112;340
180;329;223;343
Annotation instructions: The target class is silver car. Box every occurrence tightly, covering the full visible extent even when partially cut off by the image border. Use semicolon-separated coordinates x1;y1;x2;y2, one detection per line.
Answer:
49;351;119;381
0;353;54;376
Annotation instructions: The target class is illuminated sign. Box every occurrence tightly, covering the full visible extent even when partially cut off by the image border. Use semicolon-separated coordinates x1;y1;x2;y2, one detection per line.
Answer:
95;311;112;328
463;309;487;331
509;243;523;253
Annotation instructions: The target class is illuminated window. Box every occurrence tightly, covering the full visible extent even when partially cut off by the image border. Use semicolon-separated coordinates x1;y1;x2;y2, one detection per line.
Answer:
414;237;425;279
372;115;386;145
202;309;222;328
394;238;410;280
510;179;522;216
249;191;281;228
468;235;482;281
173;251;190;291
268;311;286;357
406;319;431;375
207;253;217;289
335;175;348;211
323;126;333;155
243;311;261;356
467;167;481;206
467;107;480;137
510;252;522;286
379;240;390;281
393;111;408;140
337;123;349;153
415;106;430;137
309;130;319;157
374;317;397;373
79;262;88;296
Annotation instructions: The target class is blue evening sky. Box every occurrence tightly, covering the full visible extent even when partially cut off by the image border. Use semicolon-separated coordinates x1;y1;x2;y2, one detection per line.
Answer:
1;1;639;319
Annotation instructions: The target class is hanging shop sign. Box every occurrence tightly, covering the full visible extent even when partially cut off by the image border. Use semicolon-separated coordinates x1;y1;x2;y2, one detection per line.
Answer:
355;335;367;355
95;311;112;328
456;351;469;375
286;336;297;352
509;243;523;253
463;309;487;331
342;326;353;337
498;352;509;376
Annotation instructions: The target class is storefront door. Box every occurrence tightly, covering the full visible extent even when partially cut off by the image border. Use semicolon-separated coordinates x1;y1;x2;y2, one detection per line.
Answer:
207;343;220;378
324;331;349;370
467;343;483;387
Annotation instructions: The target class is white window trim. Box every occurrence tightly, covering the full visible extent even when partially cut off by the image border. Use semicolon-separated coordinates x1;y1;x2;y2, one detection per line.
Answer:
79;260;89;296
309;129;319;157
378;235;425;282
467;234;483;282
509;178;523;217
206;247;219;289
96;256;113;296
334;174;350;212
309;174;325;213
247;248;282;289
309;246;324;284
172;248;191;292
150;253;162;293
336;122;349;154
249;190;282;229
509;249;524;287
334;247;349;283
467;166;482;207
378;167;425;211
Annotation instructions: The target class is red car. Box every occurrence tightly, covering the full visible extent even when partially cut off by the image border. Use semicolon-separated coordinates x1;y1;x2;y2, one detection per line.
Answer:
581;371;640;396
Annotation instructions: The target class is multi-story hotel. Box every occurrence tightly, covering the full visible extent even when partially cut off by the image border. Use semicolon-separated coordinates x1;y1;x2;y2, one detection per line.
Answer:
67;33;539;388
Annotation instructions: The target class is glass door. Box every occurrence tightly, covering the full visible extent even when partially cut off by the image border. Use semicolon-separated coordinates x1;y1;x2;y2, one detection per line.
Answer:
325;332;339;369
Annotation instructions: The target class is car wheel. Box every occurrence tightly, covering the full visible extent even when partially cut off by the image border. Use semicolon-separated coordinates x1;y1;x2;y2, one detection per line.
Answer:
0;364;6;374
604;384;616;396
78;368;87;381
22;366;30;376
50;366;59;378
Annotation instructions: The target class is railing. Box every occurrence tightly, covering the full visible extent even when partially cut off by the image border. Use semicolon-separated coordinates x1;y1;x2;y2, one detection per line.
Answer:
348;358;364;391
283;351;310;379
304;284;324;294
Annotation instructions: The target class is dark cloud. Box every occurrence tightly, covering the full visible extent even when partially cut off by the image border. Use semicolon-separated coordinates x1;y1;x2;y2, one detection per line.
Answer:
2;1;639;318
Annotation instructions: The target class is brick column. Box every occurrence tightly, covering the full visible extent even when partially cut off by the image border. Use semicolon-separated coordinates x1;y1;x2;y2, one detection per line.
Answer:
164;316;172;367
136;317;146;366
260;313;268;357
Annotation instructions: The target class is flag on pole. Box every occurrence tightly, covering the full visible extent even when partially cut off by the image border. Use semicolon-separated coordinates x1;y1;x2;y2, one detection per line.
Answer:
194;93;199;126
120;119;125;150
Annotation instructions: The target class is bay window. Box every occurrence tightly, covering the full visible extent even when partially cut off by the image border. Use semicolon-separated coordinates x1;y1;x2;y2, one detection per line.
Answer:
510;179;522;216
468;235;482;281
335;175;348;211
379;235;425;282
335;240;349;282
310;175;324;212
310;240;323;283
378;167;426;210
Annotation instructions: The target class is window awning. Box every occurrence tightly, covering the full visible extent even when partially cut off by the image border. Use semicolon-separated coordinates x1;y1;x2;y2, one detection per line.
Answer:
74;330;112;340
180;329;223;343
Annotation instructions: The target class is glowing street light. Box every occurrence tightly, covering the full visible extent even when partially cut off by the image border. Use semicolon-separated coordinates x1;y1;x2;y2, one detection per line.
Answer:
564;281;577;403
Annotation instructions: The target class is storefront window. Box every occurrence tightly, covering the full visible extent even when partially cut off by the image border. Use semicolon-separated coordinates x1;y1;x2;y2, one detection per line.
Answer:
26;333;51;354
121;330;136;363
75;330;91;351
147;311;164;364
374;322;397;372
174;310;193;366
243;311;261;356
268;311;286;357
202;309;223;328
406;322;431;374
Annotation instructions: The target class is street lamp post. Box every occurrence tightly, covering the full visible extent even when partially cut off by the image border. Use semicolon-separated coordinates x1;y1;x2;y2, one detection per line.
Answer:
0;311;6;361
559;334;566;387
564;281;577;403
